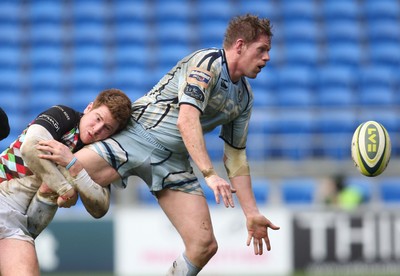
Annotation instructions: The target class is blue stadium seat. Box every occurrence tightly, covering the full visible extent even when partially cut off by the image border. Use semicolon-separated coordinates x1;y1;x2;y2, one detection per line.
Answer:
282;20;321;44
154;43;193;70
112;0;152;24
358;66;397;90
276;66;315;90
114;45;152;69
28;0;65;24
109;66;150;95
73;22;109;47
283;42;321;68
367;42;400;70
196;0;236;23
379;177;400;204
0;68;26;91
113;21;153;47
204;130;223;161
324;42;364;70
29;68;66;92
197;20;226;49
251;178;270;204
0;23;24;47
0;45;24;69
154;22;195;45
316;87;355;107
70;66;108;92
1;89;27;114
367;19;400;44
315;109;357;159
280;0;319;22
324;19;364;44
67;89;100;112
28;22;66;46
71;0;110;24
72;45;108;69
357;109;399;133
315;109;357;134
246;133;273;160
26;89;66;117
0;0;23;24
248;68;277;95
276;109;315;134
321;0;361;21
317;65;356;91
276;87;314;108
279;133;314;160
30;45;64;70
153;0;193;24
281;177;317;205
358;86;394;107
364;0;400;22
238;0;279;21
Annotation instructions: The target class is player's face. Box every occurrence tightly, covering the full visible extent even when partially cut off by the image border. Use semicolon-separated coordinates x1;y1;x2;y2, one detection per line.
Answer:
241;35;271;79
79;103;119;144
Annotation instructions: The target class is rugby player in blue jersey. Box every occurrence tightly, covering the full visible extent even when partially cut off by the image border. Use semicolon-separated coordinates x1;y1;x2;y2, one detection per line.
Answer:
34;14;280;275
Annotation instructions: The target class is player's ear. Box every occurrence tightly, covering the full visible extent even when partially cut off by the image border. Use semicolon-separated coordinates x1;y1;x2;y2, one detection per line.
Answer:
83;102;94;114
235;39;245;54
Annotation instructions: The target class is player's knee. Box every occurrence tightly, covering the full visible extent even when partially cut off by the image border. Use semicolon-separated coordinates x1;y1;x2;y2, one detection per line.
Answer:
189;234;218;262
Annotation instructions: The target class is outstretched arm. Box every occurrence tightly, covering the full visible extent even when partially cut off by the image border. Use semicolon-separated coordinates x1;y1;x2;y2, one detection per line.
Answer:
224;143;280;255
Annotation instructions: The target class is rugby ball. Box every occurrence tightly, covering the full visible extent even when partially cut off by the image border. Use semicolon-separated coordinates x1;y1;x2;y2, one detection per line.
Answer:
351;121;391;177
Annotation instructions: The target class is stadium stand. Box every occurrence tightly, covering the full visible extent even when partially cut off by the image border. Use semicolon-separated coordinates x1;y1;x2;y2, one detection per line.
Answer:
1;0;400;206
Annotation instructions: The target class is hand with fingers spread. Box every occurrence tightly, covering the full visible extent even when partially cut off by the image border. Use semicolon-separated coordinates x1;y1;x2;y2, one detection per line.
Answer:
246;214;280;255
204;174;236;207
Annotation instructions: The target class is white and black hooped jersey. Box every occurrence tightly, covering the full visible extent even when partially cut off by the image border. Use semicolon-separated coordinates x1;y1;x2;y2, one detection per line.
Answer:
131;48;254;153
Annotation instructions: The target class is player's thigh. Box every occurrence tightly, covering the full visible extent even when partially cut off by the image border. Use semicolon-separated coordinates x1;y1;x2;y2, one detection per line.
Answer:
157;189;214;243
0;238;39;276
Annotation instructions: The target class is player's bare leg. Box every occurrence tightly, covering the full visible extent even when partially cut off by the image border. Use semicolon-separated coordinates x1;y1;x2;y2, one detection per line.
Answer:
0;239;39;276
157;189;217;275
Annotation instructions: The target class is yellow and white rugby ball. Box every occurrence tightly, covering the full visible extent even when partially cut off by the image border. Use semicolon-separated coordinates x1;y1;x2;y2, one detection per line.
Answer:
351;121;391;177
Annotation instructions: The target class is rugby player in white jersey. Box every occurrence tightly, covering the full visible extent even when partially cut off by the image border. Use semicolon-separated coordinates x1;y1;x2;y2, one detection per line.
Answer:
33;14;280;275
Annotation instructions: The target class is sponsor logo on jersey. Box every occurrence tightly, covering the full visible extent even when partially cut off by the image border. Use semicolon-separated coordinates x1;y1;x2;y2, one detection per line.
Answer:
184;85;205;102
36;114;60;132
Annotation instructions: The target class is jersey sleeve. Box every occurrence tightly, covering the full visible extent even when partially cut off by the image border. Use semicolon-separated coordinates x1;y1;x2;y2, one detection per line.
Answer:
178;50;221;113
31;105;81;140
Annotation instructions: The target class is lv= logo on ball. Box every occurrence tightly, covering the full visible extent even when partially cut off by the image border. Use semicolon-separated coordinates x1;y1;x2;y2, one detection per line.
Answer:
351;121;391;177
